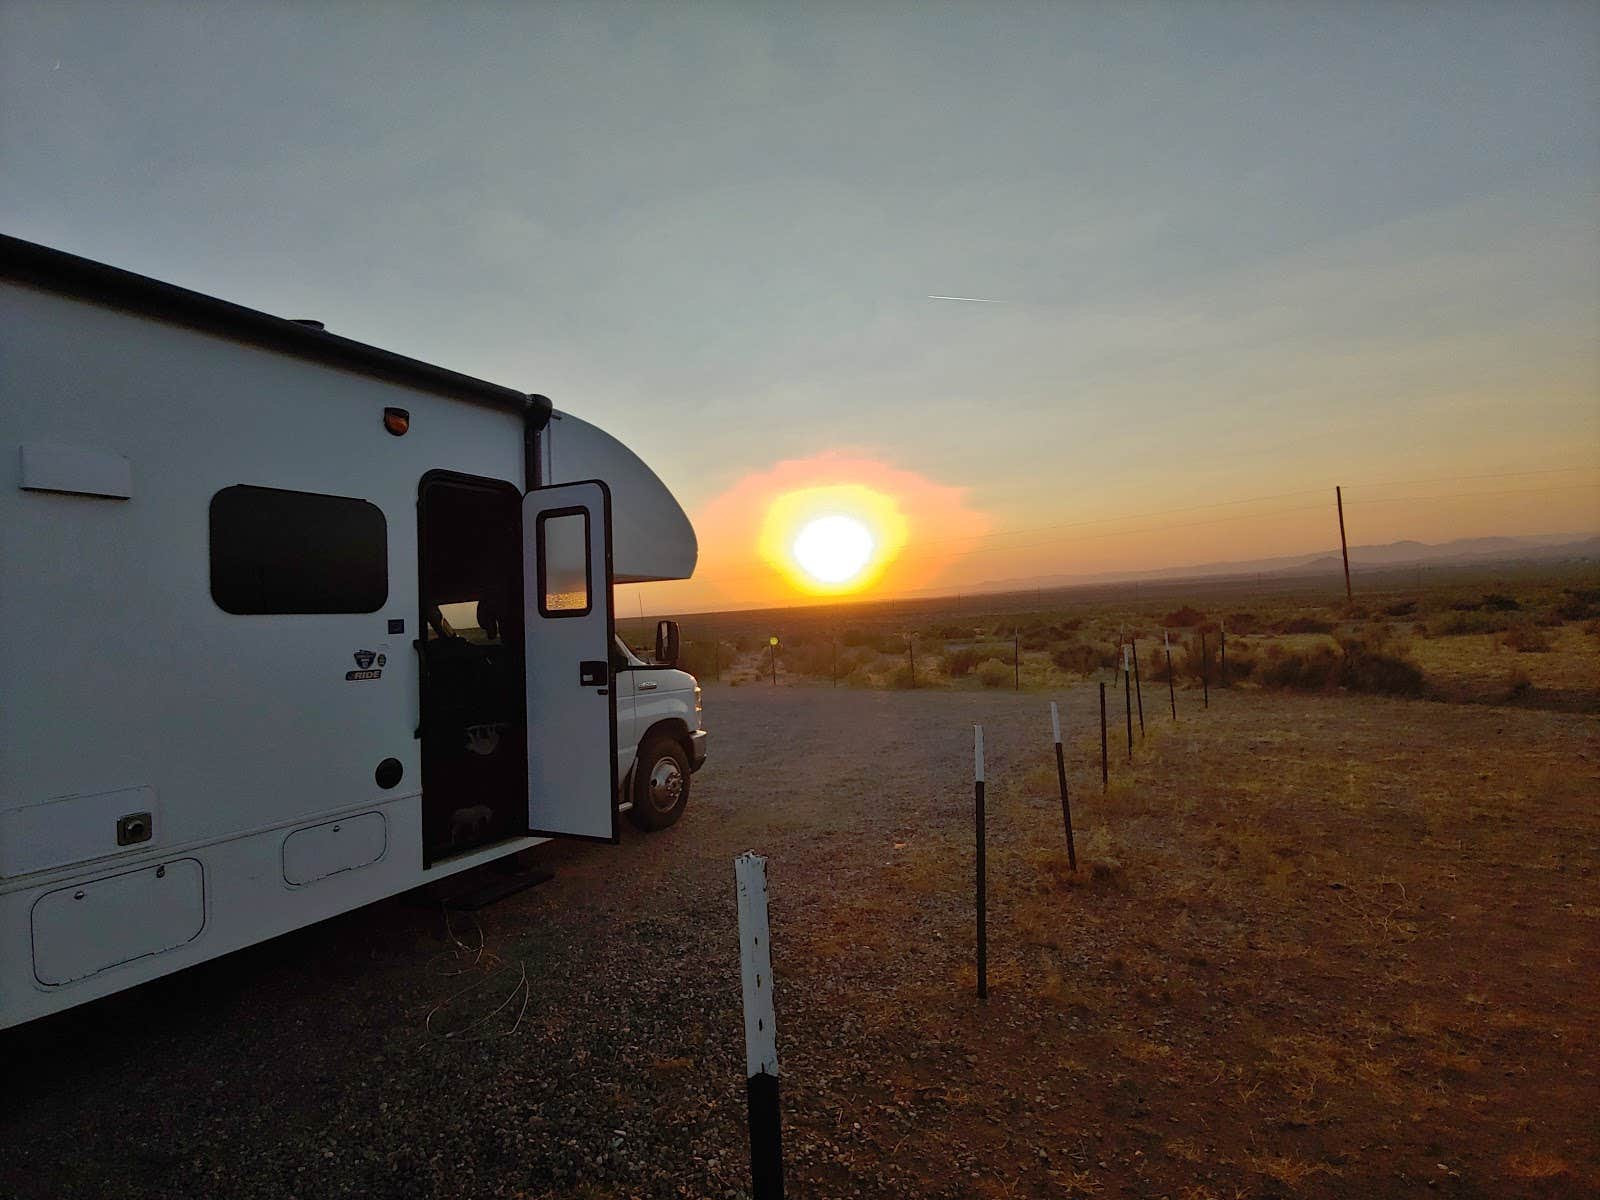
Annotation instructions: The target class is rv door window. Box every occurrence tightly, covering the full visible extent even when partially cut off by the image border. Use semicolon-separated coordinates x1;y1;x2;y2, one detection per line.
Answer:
536;509;592;617
210;484;388;614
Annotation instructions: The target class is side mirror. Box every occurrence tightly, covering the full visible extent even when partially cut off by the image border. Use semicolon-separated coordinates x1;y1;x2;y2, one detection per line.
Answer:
655;619;681;668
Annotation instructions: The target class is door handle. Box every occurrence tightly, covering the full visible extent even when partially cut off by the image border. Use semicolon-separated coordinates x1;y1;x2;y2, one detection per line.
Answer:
638;680;658;691
579;660;608;686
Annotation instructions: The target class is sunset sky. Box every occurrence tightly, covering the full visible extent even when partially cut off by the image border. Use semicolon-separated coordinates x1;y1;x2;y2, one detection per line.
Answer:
4;2;1596;612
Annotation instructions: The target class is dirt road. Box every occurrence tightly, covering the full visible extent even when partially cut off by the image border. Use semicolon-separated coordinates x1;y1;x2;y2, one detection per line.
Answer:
2;684;1595;1198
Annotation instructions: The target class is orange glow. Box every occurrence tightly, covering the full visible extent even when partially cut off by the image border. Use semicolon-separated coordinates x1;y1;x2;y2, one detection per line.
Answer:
654;452;990;610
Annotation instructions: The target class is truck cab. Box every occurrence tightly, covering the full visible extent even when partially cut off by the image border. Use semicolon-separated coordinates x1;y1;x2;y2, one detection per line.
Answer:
612;624;706;831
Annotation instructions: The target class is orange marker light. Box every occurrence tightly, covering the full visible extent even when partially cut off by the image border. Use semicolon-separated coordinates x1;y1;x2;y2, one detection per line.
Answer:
382;407;410;436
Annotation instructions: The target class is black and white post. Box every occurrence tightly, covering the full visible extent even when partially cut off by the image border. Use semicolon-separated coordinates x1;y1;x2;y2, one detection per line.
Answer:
1099;682;1109;791
1123;645;1134;761
1164;630;1176;721
974;724;988;1001
1131;636;1145;736
1051;702;1077;871
735;852;783;1200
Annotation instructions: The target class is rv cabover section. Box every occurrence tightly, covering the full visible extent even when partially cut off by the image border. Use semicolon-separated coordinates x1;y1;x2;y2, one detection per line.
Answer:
541;411;698;583
0;236;702;1029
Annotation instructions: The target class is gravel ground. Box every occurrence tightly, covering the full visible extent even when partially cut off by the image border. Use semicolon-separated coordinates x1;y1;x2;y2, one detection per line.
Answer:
0;684;1074;1200
11;683;1590;1197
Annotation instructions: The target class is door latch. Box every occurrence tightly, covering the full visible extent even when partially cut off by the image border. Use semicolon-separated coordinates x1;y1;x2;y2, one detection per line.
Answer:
579;660;608;687
117;812;153;846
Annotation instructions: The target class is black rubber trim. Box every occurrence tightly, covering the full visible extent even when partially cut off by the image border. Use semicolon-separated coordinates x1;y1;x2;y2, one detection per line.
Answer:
0;234;553;425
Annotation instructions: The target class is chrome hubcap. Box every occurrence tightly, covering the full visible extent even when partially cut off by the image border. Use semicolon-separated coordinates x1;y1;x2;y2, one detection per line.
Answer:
647;756;684;812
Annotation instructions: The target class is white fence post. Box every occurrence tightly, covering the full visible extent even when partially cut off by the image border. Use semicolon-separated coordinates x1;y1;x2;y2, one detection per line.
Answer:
735;852;783;1199
1050;701;1077;870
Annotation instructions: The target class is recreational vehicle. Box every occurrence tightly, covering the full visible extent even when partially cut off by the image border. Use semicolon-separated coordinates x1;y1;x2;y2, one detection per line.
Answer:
0;235;706;1029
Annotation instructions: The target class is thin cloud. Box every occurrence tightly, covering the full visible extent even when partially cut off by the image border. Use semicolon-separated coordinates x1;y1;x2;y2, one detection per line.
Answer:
928;294;1006;303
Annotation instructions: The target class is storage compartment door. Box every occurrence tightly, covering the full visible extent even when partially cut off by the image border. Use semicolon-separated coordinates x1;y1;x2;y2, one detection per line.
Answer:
32;859;206;985
523;480;618;842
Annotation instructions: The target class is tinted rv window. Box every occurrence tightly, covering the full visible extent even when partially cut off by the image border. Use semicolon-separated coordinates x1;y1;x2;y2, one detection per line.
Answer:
210;485;388;614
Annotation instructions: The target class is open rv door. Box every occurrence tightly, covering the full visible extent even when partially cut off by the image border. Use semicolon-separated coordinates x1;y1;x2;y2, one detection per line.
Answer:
523;479;618;842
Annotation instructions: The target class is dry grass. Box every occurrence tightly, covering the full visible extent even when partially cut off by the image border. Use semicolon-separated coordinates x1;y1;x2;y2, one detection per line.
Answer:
777;682;1599;1197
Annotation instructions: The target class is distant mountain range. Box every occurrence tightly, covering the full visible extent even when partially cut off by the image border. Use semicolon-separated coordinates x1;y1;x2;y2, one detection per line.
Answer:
960;533;1600;595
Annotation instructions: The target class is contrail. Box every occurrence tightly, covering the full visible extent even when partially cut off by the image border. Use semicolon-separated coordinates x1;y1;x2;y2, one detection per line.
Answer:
928;294;1005;303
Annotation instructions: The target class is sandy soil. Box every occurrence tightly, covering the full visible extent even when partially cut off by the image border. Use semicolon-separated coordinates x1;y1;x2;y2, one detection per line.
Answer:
1;683;1595;1198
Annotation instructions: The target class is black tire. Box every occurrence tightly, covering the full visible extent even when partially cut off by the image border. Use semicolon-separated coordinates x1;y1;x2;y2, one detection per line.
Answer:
628;735;691;831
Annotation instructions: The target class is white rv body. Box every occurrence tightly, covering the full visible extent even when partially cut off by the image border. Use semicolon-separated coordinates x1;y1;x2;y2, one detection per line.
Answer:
0;237;701;1029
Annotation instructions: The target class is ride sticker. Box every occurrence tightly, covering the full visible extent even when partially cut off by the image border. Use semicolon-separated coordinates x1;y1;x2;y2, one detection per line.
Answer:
346;646;388;681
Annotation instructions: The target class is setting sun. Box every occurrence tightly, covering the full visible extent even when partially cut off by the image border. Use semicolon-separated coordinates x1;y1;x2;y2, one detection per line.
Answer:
792;514;875;585
754;479;917;598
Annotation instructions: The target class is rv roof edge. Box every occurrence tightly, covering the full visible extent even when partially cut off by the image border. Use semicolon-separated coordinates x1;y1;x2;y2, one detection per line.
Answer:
0;233;552;423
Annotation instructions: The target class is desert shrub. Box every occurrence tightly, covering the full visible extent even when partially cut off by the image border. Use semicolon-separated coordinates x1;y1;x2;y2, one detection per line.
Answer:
1431;610;1514;636
1450;598;1484;612
787;641;842;677
1019;620;1082;650
1481;593;1521;612
1219;644;1257;683
1273;615;1335;634
1162;606;1206;628
1258;646;1338;691
841;628;876;647
1555;588;1600;621
1177;634;1219;682
1253;634;1423;696
886;663;917;688
1503;667;1533;700
1051;643;1116;674
676;640;729;678
834;649;877;684
734;634;760;652
1383;600;1417;617
975;658;1013;688
1499;624;1552;653
1336;634;1425;695
1586;619;1600;638
943;647;985;677
1225;612;1261;634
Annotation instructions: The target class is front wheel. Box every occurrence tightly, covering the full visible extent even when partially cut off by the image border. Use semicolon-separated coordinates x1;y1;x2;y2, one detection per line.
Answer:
627;736;691;831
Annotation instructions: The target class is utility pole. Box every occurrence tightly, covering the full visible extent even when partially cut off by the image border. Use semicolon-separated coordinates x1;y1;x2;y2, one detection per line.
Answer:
1336;485;1352;606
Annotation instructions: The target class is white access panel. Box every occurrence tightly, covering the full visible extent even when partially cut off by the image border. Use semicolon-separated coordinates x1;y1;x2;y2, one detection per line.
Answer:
31;858;206;985
282;812;388;885
523;479;618;842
